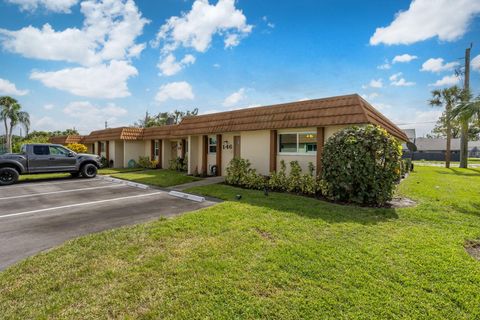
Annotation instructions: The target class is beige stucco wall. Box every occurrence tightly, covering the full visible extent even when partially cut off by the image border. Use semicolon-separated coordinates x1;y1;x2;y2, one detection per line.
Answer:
240;130;270;175
123;140;145;167
114;140;124;168
325;125;352;141
188;135;199;175
220;133;237;176
161;139;172;169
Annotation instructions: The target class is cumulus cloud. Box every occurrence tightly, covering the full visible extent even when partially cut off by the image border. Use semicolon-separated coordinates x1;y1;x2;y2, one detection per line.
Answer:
222;88;246;107
363;79;383;89
389;72;415;87
157;54;196;76
429;74;461;87
361;92;379;100
392;54;418;63
472;54;480;72
6;0;78;13
153;0;252;53
0;0;149;66
420;58;460;73
155;81;194;103
0;78;29;96
30;60;138;98
370;0;480;45
377;62;391;70
1;0;148;98
152;0;252;74
43;104;54;110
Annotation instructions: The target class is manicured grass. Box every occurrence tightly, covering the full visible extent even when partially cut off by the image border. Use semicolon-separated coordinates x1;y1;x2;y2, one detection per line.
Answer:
18;167;143;182
1;167;480;319
111;169;200;187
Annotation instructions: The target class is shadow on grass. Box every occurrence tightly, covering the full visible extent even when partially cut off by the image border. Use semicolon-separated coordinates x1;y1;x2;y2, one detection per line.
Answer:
191;185;399;225
436;168;480;176
451;202;480;218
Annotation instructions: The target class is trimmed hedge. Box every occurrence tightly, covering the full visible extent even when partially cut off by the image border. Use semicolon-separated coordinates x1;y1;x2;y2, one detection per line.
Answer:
321;125;402;205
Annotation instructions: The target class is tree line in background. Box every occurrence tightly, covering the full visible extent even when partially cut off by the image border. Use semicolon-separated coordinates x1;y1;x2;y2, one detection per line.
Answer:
428;86;480;168
134;108;199;128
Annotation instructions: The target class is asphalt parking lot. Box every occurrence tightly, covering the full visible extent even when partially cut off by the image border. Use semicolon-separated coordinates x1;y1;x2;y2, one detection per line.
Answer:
0;177;216;270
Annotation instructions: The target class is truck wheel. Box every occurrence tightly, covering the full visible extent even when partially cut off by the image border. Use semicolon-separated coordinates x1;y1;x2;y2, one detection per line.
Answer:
81;164;97;179
0;167;19;186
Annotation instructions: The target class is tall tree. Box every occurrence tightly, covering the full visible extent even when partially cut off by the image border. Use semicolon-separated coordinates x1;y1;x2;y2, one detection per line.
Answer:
451;95;480;166
134;108;198;128
0;96;30;153
428;86;464;168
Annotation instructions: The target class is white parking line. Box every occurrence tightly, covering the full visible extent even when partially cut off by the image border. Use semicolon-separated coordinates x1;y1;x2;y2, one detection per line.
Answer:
0;184;127;201
0;178;101;189
0;191;164;219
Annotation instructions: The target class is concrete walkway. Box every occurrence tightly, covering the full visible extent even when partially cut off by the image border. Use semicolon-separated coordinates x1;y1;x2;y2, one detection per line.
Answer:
169;176;225;191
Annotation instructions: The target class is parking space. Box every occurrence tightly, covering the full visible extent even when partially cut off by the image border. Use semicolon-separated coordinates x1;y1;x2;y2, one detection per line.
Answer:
0;178;217;270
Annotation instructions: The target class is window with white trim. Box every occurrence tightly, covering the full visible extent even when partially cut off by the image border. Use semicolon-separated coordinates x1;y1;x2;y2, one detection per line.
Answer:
154;141;159;157
208;136;217;153
279;132;317;154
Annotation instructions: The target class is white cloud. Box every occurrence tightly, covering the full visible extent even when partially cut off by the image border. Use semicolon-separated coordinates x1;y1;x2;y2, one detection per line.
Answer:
223;88;246;107
361;92;379;100
30;60;138;98
429;74;461;87
389;72;415;87
363;78;383;89
370;0;480;45
0;0;149;66
393;109;443;137
377;63;391;70
157;53;196;76
6;0;78;13
472;54;480;72
31;101;128;133
0;78;28;96
420;58;460;72
43;104;54;110
392;54;418;63
213;63;221;68
155;81;194;103
153;0;252;55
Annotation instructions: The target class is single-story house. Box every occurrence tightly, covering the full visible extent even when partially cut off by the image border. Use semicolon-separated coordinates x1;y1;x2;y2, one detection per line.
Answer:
412;137;480;161
50;94;408;175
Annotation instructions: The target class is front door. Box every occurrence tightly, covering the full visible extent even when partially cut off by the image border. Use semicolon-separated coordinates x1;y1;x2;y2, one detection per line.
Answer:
234;136;241;158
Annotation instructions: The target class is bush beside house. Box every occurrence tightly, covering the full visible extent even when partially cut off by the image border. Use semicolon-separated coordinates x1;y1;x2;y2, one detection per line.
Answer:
225;125;404;206
66;143;87;154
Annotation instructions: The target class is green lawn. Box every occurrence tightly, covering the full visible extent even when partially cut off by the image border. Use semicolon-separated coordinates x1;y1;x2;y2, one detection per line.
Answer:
18;167;143;182
1;167;480;319
111;169;200;187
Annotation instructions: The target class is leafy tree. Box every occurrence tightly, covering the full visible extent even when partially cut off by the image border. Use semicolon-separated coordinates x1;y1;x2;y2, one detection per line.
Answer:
428;86;464;168
0;96;30;153
135;108;198;128
451;95;480;168
427;113;480;140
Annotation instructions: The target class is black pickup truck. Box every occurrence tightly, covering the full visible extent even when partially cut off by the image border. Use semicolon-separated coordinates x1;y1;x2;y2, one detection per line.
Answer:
0;144;102;186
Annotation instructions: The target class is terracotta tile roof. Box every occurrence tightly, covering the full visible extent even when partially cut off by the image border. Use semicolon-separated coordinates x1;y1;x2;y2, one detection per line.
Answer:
175;94;408;141
49;135;85;144
83;127;144;143
143;124;178;140
80;94;408;142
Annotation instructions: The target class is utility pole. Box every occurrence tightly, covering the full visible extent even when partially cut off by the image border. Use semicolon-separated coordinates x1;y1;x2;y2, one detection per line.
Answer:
459;44;471;168
105;121;108;129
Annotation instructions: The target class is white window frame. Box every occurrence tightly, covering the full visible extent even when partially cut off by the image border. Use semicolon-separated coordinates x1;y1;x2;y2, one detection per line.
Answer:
208;136;217;154
278;131;317;155
154;141;160;157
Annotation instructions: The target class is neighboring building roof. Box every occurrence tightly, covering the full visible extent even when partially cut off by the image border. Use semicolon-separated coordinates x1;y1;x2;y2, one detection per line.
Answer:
82;127;144;143
174;94;408;141
415;138;480;151
77;94;408;142
49;135;85;144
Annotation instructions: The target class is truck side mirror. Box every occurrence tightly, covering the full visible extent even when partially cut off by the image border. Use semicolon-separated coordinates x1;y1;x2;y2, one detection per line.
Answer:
68;152;75;157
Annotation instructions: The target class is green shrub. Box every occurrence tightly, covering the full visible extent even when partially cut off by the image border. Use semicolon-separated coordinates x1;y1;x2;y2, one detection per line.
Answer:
225;157;266;189
321;125;402;206
286;161;303;193
169;157;187;172
404;158;412;172
100;156;108;168
66;143;87;154
300;162;318;196
138;156;158;169
269;160;288;191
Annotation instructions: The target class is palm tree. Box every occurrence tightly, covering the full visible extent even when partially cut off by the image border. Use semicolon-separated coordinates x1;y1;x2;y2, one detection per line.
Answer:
0;96;30;153
451;95;480;168
429;86;464;168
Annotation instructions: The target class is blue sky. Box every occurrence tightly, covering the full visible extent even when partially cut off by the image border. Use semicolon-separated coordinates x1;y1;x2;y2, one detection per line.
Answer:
0;0;479;136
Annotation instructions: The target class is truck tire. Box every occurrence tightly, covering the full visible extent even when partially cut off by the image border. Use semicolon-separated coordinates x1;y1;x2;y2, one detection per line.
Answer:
81;163;97;179
0;167;19;186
